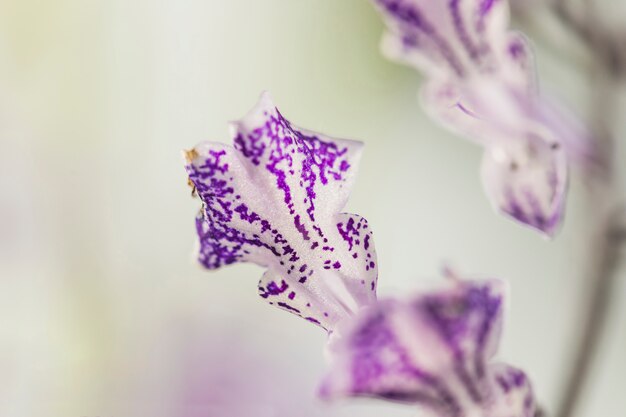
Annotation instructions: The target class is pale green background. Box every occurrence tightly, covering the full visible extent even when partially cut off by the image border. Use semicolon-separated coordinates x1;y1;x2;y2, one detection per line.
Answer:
0;1;624;416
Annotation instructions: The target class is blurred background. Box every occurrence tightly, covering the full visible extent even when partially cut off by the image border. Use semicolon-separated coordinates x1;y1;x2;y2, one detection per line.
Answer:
0;1;625;416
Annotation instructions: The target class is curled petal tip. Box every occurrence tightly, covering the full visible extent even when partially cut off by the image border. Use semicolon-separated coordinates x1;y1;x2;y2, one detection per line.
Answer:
481;137;567;237
499;203;564;238
258;90;274;105
229;91;277;135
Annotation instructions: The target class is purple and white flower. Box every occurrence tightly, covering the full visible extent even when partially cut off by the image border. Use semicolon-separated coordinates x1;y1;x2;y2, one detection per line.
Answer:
371;0;590;236
320;278;535;417
184;92;378;331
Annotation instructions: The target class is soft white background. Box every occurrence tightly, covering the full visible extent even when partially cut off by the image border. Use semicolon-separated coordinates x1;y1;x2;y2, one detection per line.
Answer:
0;1;624;416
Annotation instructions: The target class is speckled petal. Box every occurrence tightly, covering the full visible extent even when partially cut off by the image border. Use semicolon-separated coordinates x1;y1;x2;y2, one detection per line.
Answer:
481;131;567;236
320;279;535;417
185;92;378;331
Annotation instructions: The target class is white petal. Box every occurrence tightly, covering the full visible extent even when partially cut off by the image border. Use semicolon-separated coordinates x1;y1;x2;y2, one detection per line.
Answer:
481;131;567;236
186;92;378;330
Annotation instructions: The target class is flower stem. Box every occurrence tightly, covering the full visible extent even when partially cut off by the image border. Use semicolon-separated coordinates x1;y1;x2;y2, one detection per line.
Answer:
555;197;622;417
552;5;625;414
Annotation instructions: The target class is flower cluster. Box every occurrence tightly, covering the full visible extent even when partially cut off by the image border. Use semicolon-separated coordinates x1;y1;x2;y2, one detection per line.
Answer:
176;1;597;416
183;93;536;417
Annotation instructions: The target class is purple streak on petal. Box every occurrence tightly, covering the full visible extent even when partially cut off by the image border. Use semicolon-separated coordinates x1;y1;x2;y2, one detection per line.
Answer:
375;0;466;77
482;135;567;236
479;0;496;16
449;0;482;62
456;101;482;119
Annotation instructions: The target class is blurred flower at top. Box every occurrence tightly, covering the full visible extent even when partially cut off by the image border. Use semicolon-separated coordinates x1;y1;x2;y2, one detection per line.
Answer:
370;0;592;236
184;92;378;332
320;277;535;417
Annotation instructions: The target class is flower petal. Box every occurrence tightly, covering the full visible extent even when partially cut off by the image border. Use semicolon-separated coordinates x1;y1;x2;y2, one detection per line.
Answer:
420;77;537;148
374;0;512;79
420;79;499;148
420;78;569;235
320;279;534;417
372;1;586;236
185;92;378;331
500;32;536;91
489;363;536;417
481;131;567;236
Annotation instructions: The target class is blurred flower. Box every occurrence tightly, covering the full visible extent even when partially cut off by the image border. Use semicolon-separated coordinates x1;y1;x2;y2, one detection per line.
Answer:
320;278;535;417
370;0;590;236
184;92;378;332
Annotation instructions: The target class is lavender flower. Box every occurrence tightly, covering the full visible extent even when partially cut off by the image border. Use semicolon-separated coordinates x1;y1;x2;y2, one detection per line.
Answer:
370;0;589;236
184;92;378;331
320;278;535;417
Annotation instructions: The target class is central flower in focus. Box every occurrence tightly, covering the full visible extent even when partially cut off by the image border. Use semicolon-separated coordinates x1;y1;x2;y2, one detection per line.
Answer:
184;92;378;331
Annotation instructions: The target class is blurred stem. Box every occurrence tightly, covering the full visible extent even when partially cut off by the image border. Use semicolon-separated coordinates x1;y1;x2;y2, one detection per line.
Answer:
551;0;594;47
551;0;625;76
558;200;620;417
549;2;625;417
